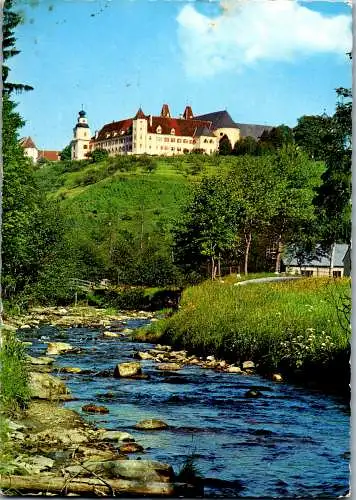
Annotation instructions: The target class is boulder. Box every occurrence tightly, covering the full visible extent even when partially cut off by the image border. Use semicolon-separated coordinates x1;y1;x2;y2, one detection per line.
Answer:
242;360;255;370
114;362;142;378
29;372;71;400
272;373;283;382
61;366;82;374
206;355;215;362
135;419;168;430
100;430;135;442
226;366;242;373
103;331;120;338
156;363;181;371
120;442;144;453
81;459;174;483
46;342;76;355
27;356;54;365
82;404;109;414
136;351;154;360
32;428;89;446
156;345;172;352
245;389;262;398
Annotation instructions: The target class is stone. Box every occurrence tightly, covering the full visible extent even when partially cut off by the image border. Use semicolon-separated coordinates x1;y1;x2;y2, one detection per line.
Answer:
135;419;168;430
82;404;109;414
20;324;31;329
46;342;75;355
34;428;89;446
29;372;71;400
242;360;255;370
81;459;173;483
100;430;135;442
103;331;120;338
226;366;242;373
136;351;154;360
245;389;262;398
206;355;215;361
120;442;144;453
272;373;283;382
27;356;54;365
156;363;181;371
113;362;142;378
156;344;172;352
61;366;82;374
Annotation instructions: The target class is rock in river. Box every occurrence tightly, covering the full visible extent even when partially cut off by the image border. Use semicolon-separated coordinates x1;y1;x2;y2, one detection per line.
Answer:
46;342;76;355
100;430;135;442
156;363;181;371
82;404;109;414
81;459;174;483
245;389;262;398
29;372;71;400
135;419;168;430
114;362;142;378
120;442;144;453
242;360;255;370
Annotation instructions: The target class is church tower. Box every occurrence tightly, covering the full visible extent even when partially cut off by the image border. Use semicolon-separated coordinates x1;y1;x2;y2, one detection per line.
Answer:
71;110;91;160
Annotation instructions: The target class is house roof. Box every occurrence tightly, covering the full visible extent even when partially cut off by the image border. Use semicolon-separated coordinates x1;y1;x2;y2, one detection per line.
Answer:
183;105;194;120
147;116;213;136
96;118;133;140
194;110;240;130
38;150;60;161
135;107;146;119
19;136;37;149
194;125;216;138
284;244;349;268
235;123;274;140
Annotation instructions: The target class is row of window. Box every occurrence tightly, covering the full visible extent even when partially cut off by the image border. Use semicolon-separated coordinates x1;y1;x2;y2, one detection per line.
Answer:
301;270;342;278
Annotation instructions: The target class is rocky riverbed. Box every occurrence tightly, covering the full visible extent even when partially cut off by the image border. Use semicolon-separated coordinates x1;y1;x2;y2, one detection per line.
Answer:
3;306;350;498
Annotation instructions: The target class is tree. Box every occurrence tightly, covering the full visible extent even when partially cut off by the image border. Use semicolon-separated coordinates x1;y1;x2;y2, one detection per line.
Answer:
293;114;333;161
228;156;281;274
218;135;232;156
60;143;73;161
267;145;323;272
257;125;294;154
173;176;240;280
232;136;258;156
313;87;352;274
88;148;109;163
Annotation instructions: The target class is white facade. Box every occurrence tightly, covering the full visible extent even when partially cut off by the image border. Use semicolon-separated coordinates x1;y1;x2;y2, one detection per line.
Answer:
71;110;92;160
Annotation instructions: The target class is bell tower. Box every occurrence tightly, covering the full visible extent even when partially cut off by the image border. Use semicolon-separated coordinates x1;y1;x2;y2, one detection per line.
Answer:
71;109;91;160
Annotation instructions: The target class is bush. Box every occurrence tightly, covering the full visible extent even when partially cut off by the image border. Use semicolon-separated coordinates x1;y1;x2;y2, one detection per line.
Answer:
0;330;31;416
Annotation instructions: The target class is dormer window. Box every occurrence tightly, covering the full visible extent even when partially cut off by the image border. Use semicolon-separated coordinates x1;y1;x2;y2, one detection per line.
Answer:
156;125;162;134
120;130;125;135
170;128;175;135
106;133;110;138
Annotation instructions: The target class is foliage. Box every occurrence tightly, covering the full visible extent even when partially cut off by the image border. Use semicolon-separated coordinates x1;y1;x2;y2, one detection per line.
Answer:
218;134;233;155
293;114;333;161
156;277;350;377
232;136;258;156
313;88;352;248
2;0;33;94
60;143;72;161
0;329;31;416
89;148;109;163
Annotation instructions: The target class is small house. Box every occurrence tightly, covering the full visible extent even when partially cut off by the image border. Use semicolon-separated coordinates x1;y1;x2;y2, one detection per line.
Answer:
283;243;349;278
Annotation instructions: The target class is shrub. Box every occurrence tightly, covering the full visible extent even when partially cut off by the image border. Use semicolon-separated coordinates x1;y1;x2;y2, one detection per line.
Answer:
0;329;31;416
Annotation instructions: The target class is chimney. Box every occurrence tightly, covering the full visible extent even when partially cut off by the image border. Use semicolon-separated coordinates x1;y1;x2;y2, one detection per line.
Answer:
183;105;193;120
160;104;171;118
149;115;153;127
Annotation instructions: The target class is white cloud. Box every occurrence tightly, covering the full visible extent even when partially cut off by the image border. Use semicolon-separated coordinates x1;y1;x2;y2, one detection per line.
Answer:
176;0;351;77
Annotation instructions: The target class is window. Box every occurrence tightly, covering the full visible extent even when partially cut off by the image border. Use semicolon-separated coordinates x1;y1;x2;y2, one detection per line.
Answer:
171;138;175;142
156;126;162;134
164;138;170;142
183;139;188;143
83;145;88;149
301;270;314;277
149;136;152;140
84;132;87;137
189;140;193;144
177;139;181;143
333;270;342;278
170;128;175;135
171;147;175;151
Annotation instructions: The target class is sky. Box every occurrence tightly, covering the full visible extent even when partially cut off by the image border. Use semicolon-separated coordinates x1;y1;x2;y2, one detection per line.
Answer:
10;0;352;150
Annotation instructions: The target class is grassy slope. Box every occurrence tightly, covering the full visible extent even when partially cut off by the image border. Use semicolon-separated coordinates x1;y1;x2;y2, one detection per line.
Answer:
146;277;350;389
34;156;237;244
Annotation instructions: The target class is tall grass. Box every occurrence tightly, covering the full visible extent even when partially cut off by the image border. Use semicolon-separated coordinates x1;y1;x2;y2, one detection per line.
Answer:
0;329;31;416
158;278;350;375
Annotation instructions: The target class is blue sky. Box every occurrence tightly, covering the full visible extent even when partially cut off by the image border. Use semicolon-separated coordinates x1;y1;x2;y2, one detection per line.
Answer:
11;0;352;150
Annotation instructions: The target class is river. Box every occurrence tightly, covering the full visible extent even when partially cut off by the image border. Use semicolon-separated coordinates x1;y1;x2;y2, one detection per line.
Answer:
22;318;350;498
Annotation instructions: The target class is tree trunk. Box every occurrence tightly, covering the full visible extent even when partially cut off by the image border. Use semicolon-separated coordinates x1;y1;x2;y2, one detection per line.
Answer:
211;255;215;280
244;231;252;275
329;242;336;277
0;475;177;497
275;236;283;274
217;252;221;278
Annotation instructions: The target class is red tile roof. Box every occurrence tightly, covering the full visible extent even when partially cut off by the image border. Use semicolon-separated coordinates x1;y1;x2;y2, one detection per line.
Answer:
148;116;213;137
19;136;37;149
38;150;60;161
96;118;133;140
